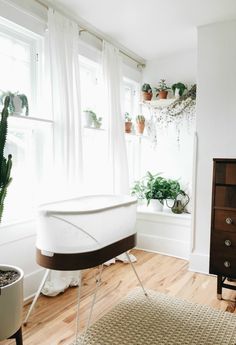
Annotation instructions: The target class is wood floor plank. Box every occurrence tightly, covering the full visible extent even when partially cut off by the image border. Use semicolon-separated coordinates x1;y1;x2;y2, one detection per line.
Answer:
1;249;236;345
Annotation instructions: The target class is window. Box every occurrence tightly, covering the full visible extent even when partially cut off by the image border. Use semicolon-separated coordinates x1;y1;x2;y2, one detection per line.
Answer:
79;55;109;194
123;78;141;185
0;18;52;225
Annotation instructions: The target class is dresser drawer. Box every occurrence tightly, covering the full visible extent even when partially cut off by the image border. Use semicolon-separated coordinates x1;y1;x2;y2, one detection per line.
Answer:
215;186;236;208
214;209;236;232
215;162;236;185
210;253;236;277
211;232;236;254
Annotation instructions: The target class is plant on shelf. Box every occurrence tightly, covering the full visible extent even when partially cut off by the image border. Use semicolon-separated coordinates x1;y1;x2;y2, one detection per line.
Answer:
91;112;102;129
156;79;171;99
141;83;152;101
136;115;145;134
131;172;183;212
83;109;96;127
171;82;187;98
0;91;29;116
125;112;132;133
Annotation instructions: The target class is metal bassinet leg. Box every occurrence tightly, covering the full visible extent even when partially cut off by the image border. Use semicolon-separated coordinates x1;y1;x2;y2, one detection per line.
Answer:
24;269;50;325
125;252;148;297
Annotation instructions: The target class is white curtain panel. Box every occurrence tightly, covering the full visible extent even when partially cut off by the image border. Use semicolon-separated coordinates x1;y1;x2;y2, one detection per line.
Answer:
102;41;129;195
47;8;83;198
42;9;83;296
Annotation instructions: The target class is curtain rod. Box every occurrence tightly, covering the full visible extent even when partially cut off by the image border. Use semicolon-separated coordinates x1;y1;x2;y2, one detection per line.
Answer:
35;0;145;68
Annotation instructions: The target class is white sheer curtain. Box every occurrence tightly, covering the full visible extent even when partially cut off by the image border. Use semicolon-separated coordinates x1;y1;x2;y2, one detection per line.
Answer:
102;41;129;195
47;8;83;198
102;41;136;265
41;9;83;296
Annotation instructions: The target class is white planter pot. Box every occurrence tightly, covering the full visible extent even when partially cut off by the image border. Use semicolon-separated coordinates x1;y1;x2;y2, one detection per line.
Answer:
0;265;24;341
149;199;163;212
83;111;93;127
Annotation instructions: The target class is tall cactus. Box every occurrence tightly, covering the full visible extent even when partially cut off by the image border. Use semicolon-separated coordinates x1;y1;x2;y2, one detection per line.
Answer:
0;96;12;222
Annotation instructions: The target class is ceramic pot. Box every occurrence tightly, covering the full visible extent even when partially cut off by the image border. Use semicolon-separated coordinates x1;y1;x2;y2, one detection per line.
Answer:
125;121;132;133
149;199;163;212
0;265;24;341
159;91;168;99
142;92;152;101
136;121;145;134
83;111;93;127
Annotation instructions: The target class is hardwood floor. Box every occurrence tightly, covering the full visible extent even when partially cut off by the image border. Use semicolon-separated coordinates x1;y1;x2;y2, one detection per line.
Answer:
2;249;236;345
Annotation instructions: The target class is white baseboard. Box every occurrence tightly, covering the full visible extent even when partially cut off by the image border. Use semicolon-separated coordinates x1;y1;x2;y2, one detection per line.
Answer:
24;268;45;301
189;252;209;274
137;233;190;260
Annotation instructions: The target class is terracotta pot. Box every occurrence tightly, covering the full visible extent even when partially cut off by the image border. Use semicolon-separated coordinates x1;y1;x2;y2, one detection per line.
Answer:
125;121;132;133
142;92;152;101
159;90;168;99
136;121;145;134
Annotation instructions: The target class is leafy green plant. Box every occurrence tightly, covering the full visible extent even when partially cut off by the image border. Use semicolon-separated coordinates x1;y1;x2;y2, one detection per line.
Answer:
136;115;145;123
171;82;187;97
156;79;170;92
90;111;102;128
0;91;29;116
131;172;181;206
0;96;13;222
142;83;152;94
125;112;132;122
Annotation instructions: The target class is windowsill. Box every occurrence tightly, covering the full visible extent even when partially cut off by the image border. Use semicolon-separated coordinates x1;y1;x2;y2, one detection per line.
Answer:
83;126;105;131
137;205;191;219
0;218;36;246
9;114;53;124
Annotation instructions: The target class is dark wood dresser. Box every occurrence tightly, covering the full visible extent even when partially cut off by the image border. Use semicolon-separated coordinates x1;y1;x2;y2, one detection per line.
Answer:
210;158;236;299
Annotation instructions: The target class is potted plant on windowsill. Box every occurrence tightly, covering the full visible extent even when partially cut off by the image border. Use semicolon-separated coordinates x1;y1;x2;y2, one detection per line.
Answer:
91;112;102;129
156;79;171;99
0;91;29;116
136;115;145;134
171;82;187;98
141;83;153;101
125;112;132;133
0;97;24;345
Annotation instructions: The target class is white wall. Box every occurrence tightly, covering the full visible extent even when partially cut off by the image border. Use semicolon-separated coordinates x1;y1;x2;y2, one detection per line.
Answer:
143;50;197;89
189;20;236;273
141;50;197;191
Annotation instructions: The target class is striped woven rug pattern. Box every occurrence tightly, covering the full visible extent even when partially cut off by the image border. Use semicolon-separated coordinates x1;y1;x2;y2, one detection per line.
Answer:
74;289;236;345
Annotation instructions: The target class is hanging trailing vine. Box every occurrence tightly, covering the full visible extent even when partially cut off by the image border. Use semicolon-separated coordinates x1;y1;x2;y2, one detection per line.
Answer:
144;85;196;146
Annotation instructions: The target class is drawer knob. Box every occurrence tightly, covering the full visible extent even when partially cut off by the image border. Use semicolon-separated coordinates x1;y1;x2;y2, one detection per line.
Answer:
224;261;231;268
225;239;232;247
226;217;233;225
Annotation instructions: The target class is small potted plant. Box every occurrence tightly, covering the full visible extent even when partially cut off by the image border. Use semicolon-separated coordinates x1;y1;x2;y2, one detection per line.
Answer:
141;83;153;101
83;109;95;127
132;172;169;211
136;115;145;134
125;112;132;133
171;82;187;98
0;91;29;116
0;97;24;345
156;79;171;99
91;112;102;129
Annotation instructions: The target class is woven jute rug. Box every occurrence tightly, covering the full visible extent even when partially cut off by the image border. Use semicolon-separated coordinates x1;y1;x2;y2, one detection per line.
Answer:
74;289;236;345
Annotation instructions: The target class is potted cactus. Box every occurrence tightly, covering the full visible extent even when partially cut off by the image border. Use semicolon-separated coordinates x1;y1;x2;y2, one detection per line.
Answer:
136;115;145;134
125;112;132;133
142;83;153;101
0;96;24;345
